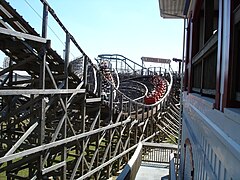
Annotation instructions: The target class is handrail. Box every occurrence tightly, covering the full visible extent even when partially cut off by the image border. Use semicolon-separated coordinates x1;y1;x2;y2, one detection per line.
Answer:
118;142;178;180
117;143;143;180
98;54;145;70
40;0;87;57
169;153;177;180
142;142;178;163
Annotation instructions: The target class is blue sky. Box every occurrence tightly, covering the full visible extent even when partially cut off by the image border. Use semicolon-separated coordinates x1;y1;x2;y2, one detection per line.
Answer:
1;0;184;71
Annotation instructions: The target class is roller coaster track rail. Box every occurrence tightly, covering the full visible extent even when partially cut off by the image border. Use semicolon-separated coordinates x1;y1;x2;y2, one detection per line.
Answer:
0;0;181;179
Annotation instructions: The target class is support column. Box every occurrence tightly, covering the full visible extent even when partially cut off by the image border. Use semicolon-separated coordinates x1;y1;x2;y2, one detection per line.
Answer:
107;84;114;178
134;104;139;144
6;58;13;180
220;0;231;110
61;33;70;180
38;3;48;179
80;55;88;175
215;0;223;110
94;70;102;178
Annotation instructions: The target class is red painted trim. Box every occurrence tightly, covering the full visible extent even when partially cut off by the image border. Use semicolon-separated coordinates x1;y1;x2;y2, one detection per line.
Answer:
222;1;234;109
186;19;191;65
226;1;240;108
187;21;193;93
184;18;191;91
215;0;223;110
188;16;200;93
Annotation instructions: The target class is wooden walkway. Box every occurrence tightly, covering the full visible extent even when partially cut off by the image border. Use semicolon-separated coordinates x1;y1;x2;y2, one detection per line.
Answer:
136;143;177;180
136;162;169;180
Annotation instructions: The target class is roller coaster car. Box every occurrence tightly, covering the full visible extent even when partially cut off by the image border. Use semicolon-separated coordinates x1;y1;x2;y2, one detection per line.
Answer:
144;95;157;104
151;75;163;86
100;61;108;68
144;77;167;104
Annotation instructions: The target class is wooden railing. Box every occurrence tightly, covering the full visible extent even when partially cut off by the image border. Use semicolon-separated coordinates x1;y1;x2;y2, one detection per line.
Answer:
117;142;178;180
169;153;177;180
142;142;177;163
117;143;143;180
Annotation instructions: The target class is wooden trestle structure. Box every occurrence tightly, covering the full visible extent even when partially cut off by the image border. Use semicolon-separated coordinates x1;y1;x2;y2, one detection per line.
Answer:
0;1;180;179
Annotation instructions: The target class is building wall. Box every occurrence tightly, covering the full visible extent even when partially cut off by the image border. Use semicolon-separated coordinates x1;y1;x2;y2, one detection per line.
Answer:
179;93;240;179
175;0;240;179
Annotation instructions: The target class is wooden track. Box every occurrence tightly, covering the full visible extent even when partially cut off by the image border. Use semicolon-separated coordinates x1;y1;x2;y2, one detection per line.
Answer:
0;1;180;179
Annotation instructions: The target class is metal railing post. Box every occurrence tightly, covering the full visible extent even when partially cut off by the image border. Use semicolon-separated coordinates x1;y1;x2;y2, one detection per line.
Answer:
176;18;186;178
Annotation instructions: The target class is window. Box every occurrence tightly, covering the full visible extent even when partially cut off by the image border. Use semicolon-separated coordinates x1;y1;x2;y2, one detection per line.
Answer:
232;5;240;104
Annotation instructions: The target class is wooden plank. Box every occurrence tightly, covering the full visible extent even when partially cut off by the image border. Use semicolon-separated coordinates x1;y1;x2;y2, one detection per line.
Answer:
142;142;178;149
0;89;85;95
86;97;101;103
0;117;132;165
42;161;66;175
4;122;38;156
0;27;46;43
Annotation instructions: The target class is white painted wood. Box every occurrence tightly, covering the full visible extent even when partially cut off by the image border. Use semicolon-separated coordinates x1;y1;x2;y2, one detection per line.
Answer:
181;93;240;179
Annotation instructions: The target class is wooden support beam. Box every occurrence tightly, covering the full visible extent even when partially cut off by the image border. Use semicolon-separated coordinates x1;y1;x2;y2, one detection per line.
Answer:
4;122;38;156
0;27;46;43
0;89;85;95
42;161;66;175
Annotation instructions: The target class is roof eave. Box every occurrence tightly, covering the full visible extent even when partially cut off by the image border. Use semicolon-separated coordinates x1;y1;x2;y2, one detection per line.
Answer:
158;0;192;19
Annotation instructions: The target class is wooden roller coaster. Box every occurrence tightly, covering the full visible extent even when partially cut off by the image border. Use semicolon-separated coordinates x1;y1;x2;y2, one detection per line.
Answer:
0;1;180;179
